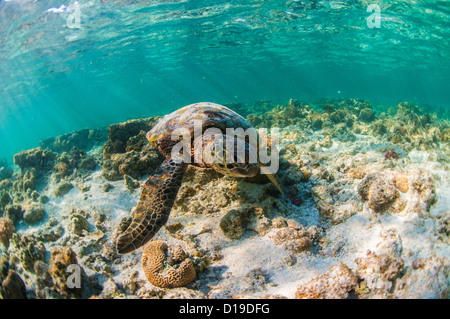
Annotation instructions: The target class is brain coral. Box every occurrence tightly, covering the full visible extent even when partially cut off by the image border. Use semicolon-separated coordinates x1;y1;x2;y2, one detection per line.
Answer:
142;241;196;288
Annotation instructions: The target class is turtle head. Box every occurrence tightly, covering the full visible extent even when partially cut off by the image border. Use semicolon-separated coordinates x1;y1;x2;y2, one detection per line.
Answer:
203;134;259;177
213;161;259;177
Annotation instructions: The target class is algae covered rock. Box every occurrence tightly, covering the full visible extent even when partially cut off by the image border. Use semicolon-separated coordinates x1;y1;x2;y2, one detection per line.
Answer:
269;218;320;254
219;206;254;239
13;147;57;172
358;169;436;215
101;118;164;181
39;128;105;154
23;205;45;225
295;262;357;299
54;182;74;197
0;191;11;208
8;234;46;271
70;210;90;236
355;250;405;298
4;204;24;225
0;217;14;247
0;269;27;299
48;246;86;298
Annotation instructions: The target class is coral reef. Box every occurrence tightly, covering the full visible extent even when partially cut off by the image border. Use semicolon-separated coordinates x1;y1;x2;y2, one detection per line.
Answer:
142;241;196;288
0;97;447;299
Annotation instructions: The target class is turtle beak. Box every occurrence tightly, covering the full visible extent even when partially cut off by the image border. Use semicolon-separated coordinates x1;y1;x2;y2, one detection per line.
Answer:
266;172;285;197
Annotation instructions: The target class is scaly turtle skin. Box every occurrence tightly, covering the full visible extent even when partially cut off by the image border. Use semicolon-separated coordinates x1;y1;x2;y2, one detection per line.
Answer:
116;102;283;254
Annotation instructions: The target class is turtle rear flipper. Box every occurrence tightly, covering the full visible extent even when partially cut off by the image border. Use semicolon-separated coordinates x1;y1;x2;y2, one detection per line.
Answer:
116;158;186;254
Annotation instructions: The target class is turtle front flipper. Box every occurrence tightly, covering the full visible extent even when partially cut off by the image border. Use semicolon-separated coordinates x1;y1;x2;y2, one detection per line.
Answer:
116;158;187;254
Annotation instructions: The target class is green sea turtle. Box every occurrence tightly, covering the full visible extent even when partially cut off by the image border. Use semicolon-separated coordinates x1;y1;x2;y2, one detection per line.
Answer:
116;102;283;254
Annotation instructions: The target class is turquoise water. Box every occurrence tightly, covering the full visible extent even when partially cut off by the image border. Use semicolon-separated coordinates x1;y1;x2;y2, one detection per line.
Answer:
0;0;449;163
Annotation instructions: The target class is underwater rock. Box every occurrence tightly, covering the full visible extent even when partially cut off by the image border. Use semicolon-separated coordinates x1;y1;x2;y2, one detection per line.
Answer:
23;204;45;225
295;262;357;299
358;172;399;213
246;103;309;128
400;256;450;298
102;183;114;192
329;109;347;124
359;108;375;123
269;219;319;254
54;161;72;177
79;156;97;171
219;206;254;239
358;169;435;215
39;128;106;154
240;268;268;294
33;261;54;298
355;250;404;298
409;169;436;214
102;145;163;181
13;147;57;172
13;168;37;192
367;174;399;213
66;147;93;170
312;183;359;225
384;150;399;161
280;165;304;186
0;217;14;247
51;147;98;181
48;246;85;298
54;182;74;197
70;210;90;236
104;118;159;155
77;183;91;193
8;234;46;271
4;204;24;225
124;174;139;191
142;241;196;288
0;191;11;208
371;120;388;136
0;269;27;299
36;220;64;243
376;229;403;258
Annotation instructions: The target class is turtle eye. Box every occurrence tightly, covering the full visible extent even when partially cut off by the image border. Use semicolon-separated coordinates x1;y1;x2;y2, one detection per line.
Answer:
226;164;234;169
